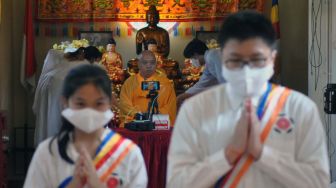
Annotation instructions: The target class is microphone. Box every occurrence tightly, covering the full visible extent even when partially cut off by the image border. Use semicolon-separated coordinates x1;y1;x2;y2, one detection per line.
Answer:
124;81;160;131
148;93;160;121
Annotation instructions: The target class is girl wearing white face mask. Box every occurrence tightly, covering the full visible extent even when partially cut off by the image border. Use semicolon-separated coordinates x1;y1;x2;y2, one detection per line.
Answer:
25;65;147;188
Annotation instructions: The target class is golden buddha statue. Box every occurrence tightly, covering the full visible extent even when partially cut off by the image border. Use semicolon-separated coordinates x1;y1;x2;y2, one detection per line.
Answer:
101;38;124;82
144;38;180;80
136;5;170;58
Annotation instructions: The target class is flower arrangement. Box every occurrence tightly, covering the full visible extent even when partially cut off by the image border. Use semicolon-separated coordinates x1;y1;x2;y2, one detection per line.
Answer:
206;39;220;49
97;46;106;53
52;39;108;53
52;39;90;51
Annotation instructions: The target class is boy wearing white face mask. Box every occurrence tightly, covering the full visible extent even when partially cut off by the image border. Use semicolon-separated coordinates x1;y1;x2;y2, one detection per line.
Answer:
167;11;329;188
25;65;147;188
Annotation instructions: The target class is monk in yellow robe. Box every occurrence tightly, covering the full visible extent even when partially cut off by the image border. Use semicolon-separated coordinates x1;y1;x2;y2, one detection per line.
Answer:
119;50;176;127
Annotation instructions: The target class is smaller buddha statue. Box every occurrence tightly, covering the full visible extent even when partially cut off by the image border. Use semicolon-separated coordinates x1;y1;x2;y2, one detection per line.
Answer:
101;38;124;82
145;38;165;74
182;58;204;78
136;5;170;58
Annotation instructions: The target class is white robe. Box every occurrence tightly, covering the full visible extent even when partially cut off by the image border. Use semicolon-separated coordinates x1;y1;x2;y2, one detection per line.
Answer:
167;83;329;188
24;128;148;188
33;49;89;145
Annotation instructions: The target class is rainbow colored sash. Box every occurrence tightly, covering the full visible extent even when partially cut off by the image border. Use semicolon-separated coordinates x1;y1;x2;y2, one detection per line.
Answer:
59;129;135;188
215;85;291;188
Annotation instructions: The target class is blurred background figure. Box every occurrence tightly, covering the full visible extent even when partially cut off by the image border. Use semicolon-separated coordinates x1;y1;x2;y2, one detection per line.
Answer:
177;38;224;108
33;46;102;145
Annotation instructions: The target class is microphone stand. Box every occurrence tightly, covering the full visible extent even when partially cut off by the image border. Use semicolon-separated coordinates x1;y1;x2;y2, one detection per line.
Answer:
124;89;158;131
146;89;159;121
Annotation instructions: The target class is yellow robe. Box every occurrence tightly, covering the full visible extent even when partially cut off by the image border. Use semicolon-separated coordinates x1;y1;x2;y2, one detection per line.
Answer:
119;73;176;127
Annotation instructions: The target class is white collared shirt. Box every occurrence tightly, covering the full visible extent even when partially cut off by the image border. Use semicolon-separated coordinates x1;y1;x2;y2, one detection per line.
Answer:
24;128;148;188
167;83;329;188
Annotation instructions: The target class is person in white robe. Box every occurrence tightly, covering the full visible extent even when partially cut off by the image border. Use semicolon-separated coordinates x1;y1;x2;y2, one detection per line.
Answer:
33;46;102;145
167;11;329;188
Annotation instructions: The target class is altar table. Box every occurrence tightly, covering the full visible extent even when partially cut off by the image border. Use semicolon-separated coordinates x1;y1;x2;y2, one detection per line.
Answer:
113;128;172;188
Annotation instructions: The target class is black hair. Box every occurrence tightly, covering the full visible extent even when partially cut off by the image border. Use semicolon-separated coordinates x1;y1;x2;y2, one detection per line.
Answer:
144;38;157;50
183;38;209;58
49;64;112;164
64;47;85;61
64;46;102;63
218;10;276;48
83;46;102;63
108;38;116;45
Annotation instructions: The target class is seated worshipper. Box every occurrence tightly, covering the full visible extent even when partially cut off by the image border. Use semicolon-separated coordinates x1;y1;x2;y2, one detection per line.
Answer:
176;39;225;107
167;11;329;188
25;65;147;188
119;50;176;126
33;46;102;145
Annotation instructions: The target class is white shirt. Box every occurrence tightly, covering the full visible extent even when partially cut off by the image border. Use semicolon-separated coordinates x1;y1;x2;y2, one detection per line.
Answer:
167;83;329;188
24;128;148;188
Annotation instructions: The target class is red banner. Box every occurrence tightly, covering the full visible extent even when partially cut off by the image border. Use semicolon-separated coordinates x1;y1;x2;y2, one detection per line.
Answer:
36;0;264;22
21;0;36;91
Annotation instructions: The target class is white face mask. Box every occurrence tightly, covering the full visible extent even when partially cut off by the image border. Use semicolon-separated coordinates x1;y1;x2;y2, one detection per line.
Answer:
190;58;201;67
62;108;114;133
221;64;274;97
